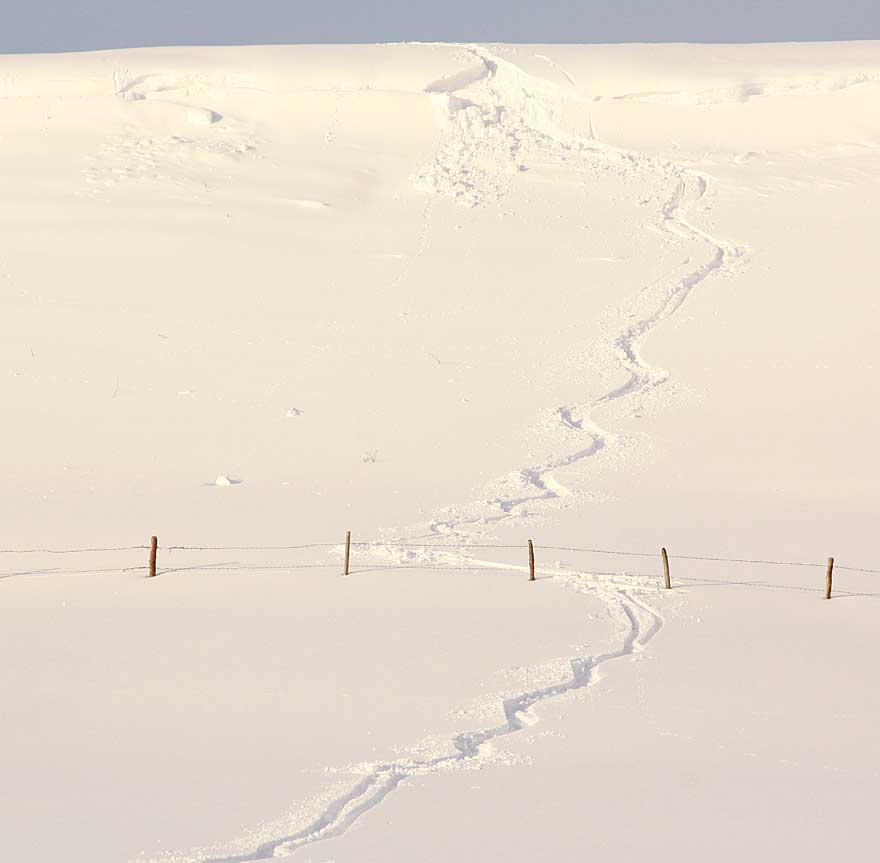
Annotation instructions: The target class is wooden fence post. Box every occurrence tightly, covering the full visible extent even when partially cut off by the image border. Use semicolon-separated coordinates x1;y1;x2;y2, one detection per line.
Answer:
825;556;834;600
343;530;351;576
528;540;535;581
149;536;158;578
661;547;671;590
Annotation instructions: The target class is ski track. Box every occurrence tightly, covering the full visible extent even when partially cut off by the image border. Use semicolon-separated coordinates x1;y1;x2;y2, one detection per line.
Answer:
189;572;663;863
155;43;744;863
533;53;579;88
417;44;746;538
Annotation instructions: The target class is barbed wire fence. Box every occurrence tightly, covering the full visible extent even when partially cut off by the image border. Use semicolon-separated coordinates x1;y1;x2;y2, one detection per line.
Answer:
1;534;878;598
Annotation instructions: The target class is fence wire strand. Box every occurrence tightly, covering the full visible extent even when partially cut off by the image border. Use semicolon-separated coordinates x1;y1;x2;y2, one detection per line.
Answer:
540;545;656;557
0;546;149;554
669;553;825;568
0;540;877;579
167;544;336;551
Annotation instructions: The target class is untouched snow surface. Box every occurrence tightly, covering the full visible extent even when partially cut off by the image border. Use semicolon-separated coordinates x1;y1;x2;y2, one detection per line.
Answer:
2;42;880;862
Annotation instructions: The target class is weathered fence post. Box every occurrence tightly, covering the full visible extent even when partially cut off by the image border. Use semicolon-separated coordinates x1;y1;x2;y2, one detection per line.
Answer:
343;530;351;576
528;540;535;581
825;556;834;599
661;547;671;590
149;536;158;578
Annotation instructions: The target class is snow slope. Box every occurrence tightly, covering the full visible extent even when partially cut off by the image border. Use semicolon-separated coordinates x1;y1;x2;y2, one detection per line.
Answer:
1;42;879;862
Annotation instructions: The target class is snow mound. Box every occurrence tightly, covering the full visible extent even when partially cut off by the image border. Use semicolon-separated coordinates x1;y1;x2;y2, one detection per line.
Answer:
212;475;241;487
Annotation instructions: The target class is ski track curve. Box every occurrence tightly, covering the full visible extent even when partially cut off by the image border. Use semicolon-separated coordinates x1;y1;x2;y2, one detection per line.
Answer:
191;570;663;863
417;44;747;539
154;44;744;863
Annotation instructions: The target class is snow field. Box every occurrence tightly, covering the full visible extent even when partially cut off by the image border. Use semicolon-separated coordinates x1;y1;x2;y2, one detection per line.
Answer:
1;40;879;862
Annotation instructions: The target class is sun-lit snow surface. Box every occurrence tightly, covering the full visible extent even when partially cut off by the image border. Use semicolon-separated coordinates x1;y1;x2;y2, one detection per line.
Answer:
2;42;880;862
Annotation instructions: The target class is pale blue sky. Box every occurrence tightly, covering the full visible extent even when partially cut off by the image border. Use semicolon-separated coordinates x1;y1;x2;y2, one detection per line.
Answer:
3;1;879;54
